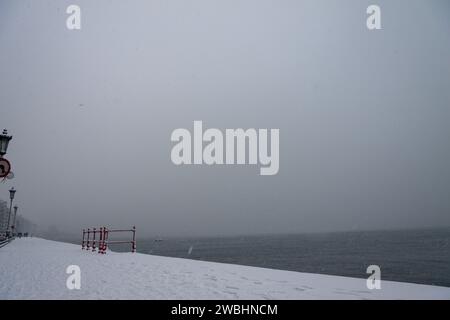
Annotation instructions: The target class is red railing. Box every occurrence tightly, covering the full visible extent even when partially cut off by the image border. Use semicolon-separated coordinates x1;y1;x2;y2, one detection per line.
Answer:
82;226;136;254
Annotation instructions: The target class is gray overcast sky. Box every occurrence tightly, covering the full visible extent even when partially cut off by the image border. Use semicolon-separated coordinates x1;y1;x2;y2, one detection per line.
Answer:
1;0;450;237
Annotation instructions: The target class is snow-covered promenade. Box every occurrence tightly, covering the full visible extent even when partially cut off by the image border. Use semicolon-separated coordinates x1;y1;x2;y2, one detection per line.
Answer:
1;238;449;300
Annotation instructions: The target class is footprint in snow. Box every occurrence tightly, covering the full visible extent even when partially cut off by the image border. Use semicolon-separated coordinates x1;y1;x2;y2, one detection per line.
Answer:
226;286;239;290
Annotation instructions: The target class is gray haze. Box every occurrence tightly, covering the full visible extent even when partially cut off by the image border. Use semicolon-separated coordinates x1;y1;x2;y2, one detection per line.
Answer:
1;0;450;237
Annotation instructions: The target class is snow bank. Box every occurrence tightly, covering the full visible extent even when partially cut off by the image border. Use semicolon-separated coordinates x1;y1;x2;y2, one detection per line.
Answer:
1;238;449;300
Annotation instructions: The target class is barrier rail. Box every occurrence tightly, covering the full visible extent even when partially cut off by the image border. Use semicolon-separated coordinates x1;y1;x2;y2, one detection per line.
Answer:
0;236;14;248
82;226;136;254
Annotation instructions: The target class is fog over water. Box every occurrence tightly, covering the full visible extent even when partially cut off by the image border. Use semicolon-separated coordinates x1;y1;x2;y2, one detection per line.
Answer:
1;0;450;237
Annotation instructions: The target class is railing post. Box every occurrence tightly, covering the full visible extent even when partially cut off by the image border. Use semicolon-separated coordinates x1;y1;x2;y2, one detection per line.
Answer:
132;226;136;253
92;227;96;252
103;227;108;254
86;228;90;250
98;227;103;254
81;229;85;249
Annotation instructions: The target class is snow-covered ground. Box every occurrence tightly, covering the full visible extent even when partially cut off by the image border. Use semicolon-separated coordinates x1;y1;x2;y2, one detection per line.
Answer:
1;238;449;299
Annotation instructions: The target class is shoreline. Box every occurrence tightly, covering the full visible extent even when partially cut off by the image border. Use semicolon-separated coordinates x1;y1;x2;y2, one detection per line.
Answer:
36;227;450;288
1;238;449;300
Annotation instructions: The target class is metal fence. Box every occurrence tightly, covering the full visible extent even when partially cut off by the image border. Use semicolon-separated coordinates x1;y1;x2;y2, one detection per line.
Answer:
82;226;136;254
0;236;13;248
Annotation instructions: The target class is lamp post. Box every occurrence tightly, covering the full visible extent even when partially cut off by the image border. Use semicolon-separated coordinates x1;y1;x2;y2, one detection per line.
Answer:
6;187;16;238
0;129;12;158
11;205;18;236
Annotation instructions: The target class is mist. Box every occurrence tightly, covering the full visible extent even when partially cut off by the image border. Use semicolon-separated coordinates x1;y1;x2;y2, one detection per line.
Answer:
1;0;450;238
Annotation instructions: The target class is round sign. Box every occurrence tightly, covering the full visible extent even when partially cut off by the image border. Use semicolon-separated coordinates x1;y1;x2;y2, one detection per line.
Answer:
0;158;11;178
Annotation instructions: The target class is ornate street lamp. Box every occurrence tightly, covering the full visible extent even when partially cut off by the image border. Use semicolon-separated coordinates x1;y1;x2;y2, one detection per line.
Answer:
6;187;16;237
0;129;12;158
9;187;16;200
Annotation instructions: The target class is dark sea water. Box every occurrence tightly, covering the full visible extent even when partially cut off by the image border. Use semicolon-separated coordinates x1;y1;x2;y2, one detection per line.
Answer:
110;228;450;287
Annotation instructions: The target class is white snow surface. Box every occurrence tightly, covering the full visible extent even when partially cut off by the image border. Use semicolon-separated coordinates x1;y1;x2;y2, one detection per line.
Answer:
1;238;449;300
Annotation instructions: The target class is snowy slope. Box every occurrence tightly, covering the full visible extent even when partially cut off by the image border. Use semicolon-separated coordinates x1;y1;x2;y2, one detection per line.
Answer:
1;238;449;300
